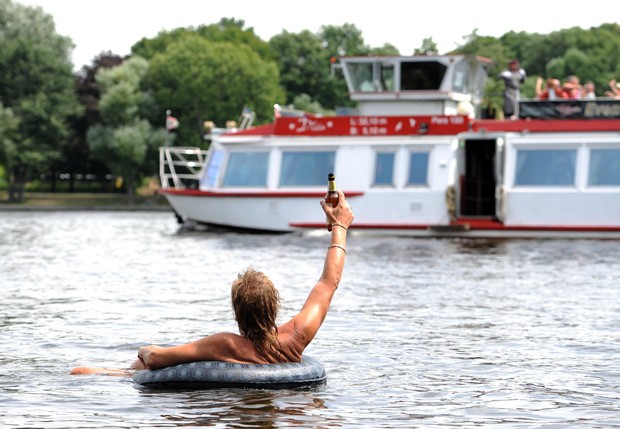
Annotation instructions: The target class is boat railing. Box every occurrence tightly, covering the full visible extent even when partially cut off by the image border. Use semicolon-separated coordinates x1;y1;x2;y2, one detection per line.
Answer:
159;146;209;189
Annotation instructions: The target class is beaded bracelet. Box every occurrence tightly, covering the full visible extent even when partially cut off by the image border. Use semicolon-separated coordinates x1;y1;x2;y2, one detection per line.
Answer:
331;223;348;231
328;244;346;254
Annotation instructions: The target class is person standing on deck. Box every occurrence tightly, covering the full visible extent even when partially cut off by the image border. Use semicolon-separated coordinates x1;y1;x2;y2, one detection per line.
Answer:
499;59;527;120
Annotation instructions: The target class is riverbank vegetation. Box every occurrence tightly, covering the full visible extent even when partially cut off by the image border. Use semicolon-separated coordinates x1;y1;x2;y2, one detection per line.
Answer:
1;0;620;204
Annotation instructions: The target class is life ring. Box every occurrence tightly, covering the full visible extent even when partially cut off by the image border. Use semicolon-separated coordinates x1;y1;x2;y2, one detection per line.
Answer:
132;355;326;390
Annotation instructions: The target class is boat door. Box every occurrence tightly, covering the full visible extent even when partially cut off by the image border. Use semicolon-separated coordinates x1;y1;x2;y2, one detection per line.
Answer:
458;138;498;218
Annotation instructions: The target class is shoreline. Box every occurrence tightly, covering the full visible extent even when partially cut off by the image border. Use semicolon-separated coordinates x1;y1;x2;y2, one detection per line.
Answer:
0;205;172;212
0;191;172;212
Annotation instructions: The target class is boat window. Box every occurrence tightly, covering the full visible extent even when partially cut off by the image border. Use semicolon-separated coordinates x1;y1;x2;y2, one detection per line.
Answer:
452;60;469;93
347;62;376;92
201;149;224;188
400;61;446;91
408;152;429;185
280;151;335;187
515;149;576;186
588;149;620;186
374;152;395;186
221;152;269;187
380;62;395;91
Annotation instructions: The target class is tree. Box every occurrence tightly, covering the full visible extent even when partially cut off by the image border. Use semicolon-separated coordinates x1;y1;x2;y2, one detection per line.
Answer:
0;0;81;201
132;18;274;63
270;23;398;111
291;93;335;116
57;52;124;193
87;56;171;204
320;23;370;57
370;43;400;56
414;38;439;55
0;102;19;175
147;36;284;145
270;28;353;111
269;30;332;108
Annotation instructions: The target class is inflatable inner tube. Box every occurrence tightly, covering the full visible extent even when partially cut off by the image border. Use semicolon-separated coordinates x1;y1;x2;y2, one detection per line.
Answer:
132;355;326;390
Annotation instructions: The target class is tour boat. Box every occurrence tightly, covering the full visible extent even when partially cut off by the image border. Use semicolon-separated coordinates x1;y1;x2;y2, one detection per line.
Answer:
159;54;620;238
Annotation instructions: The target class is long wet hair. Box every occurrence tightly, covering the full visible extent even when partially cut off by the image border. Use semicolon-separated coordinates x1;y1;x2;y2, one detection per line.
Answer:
231;267;281;361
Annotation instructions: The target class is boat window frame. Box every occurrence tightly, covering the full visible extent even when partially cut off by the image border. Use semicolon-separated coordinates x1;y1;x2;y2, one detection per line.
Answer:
512;147;578;188
345;60;396;93
587;147;620;187
220;150;270;188
400;61;447;91
372;150;397;187
278;150;336;187
200;148;224;189
406;149;431;187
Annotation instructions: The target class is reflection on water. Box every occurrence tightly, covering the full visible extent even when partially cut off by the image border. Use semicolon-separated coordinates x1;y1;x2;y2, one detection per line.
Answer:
151;389;329;428
1;211;619;428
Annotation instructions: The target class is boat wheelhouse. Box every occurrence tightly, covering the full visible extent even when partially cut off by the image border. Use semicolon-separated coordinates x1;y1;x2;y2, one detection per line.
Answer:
159;54;620;238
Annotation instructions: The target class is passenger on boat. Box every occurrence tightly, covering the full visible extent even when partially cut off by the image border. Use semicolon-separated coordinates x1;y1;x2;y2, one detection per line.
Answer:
562;75;584;99
498;59;527;120
604;79;620;98
583;81;596;100
70;190;355;376
535;77;568;100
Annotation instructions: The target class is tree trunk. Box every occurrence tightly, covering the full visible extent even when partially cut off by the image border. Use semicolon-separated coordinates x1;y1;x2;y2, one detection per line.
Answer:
126;179;136;206
8;166;27;203
50;168;57;193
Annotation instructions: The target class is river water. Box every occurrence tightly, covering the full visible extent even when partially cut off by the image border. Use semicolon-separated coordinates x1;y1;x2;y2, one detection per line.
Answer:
0;211;618;428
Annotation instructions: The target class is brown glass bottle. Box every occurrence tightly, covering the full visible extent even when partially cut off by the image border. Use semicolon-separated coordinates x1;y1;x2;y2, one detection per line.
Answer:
325;173;339;208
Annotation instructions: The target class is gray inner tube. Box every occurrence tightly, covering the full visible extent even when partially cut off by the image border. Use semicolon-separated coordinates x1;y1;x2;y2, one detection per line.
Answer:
132;355;326;390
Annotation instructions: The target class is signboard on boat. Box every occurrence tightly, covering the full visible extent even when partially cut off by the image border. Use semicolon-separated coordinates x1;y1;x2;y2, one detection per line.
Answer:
520;100;620;119
273;115;470;136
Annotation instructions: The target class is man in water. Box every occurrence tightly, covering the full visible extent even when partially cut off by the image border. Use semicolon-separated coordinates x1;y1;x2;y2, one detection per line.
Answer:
71;190;354;375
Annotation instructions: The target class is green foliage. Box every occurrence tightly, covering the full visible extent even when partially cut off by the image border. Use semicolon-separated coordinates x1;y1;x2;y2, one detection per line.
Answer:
132;18;274;62
320;23;370;56
370;43;400;56
89;121;148;174
292;94;335;116
485;23;620;98
5;1;620;196
414;38;439;55
147;36;284;145
446;23;620;110
0;0;81;200
269;30;328;106
87;56;169;201
269;29;345;110
0;102;19;171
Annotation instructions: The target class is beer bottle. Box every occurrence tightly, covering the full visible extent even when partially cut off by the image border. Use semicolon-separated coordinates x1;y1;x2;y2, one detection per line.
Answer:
325;173;339;208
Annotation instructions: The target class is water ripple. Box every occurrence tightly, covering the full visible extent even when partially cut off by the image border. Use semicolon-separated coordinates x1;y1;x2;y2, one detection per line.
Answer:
1;212;619;427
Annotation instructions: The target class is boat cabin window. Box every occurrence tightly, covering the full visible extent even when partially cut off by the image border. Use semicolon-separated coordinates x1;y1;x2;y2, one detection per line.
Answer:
222;152;269;187
408;152;430;185
588;149;620;186
514;149;576;186
349;62;375;92
374;152;395;186
452;60;469;93
400;61;446;91
280;151;335;187
347;61;395;92
201;149;224;188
